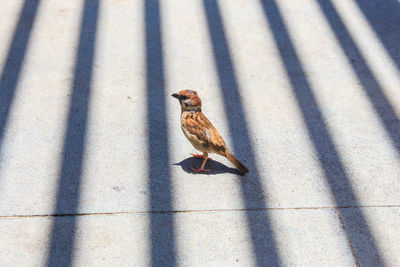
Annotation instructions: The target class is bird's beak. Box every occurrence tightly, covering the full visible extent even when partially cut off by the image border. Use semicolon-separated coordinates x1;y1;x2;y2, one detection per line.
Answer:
171;93;179;99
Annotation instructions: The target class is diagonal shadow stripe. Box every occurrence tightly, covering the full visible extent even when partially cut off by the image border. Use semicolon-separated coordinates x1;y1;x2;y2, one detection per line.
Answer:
202;0;281;266
316;0;398;264
317;0;400;159
46;0;100;266
353;0;400;72
0;0;40;163
145;0;176;266
259;0;385;265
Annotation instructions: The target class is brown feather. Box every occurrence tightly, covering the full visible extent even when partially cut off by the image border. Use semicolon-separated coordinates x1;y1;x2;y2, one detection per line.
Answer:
174;90;248;175
181;111;227;154
225;152;249;176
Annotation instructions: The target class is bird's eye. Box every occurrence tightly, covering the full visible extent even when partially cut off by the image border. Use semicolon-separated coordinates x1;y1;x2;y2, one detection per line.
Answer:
181;95;188;100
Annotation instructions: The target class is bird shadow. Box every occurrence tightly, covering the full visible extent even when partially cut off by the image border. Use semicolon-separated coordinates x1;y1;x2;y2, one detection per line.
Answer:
173;156;239;175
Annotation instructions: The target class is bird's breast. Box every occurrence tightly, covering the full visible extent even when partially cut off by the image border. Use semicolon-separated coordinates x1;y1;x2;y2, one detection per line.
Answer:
180;111;208;152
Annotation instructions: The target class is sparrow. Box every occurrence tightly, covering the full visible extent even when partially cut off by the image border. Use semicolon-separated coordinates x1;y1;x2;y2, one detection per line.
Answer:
172;90;249;176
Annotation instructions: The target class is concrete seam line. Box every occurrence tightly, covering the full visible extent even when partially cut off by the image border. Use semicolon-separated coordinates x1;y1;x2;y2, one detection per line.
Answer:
335;208;361;267
1;204;399;218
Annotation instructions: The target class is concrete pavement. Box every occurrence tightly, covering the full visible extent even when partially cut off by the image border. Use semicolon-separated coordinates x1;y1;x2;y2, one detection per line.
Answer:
0;0;399;266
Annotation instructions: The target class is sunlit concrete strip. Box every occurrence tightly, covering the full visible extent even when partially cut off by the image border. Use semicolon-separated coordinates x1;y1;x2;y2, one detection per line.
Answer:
214;0;358;263
201;0;283;265
144;0;177;265
340;206;400;266
258;0;386;265
270;0;400;208
45;0;101;266
71;0;150;262
215;0;337;208
0;1;25;75
163;0;247;215
162;0;255;263
0;0;397;265
0;0;85;216
0;0;42;203
319;0;400;205
351;0;400;74
75;0;150;214
0;208;361;266
315;0;400;168
175;208;356;266
313;0;400;264
332;0;400;123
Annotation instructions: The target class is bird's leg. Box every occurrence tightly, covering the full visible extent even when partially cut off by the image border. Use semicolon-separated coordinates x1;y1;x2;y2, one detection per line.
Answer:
190;152;211;173
191;152;211;160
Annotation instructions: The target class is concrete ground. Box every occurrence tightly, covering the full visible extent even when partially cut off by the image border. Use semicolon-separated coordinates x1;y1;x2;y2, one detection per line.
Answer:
0;0;399;266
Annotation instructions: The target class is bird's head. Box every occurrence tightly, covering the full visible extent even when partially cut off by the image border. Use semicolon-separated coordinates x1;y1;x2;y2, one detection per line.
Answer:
171;90;202;112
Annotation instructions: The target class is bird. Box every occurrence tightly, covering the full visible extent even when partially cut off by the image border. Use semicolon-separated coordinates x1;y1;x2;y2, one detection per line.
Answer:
171;90;249;176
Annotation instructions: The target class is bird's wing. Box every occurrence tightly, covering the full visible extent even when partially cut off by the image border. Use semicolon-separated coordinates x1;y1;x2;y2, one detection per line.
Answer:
184;112;227;154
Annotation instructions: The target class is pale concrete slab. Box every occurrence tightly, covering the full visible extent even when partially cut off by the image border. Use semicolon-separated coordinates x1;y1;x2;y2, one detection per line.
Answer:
0;0;398;218
341;207;400;267
0;0;399;218
0;0;151;215
0;0;88;216
0;0;398;266
0;209;356;266
0;0;24;70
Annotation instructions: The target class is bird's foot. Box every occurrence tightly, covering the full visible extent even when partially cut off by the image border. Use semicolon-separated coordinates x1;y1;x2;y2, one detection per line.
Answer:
190;167;211;173
191;153;211;160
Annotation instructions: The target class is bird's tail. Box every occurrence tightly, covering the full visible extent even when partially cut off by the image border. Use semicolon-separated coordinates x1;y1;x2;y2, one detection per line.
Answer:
226;152;249;176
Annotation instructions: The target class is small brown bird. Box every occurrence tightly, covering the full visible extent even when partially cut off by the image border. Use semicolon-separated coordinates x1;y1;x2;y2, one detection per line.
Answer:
172;90;249;176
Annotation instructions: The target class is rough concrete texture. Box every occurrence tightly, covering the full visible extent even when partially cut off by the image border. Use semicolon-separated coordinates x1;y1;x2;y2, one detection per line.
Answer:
0;0;399;266
0;209;356;266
